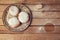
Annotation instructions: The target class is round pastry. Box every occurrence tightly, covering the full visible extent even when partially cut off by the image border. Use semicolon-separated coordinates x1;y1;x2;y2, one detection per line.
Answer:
8;6;19;16
18;12;29;23
8;17;20;28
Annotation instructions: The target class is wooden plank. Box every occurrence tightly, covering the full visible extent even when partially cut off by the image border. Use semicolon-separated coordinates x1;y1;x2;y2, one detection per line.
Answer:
33;12;60;19
0;0;60;4
0;5;60;12
0;0;23;4
1;19;60;25
24;0;60;4
31;19;60;25
0;34;60;40
0;25;60;34
27;4;60;12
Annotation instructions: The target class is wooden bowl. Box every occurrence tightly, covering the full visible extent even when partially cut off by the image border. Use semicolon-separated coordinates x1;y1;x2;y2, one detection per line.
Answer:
2;4;32;32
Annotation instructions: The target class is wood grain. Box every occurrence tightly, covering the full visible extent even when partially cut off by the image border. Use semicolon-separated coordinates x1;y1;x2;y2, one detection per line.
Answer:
0;25;60;34
27;4;60;12
0;0;23;4
0;5;60;12
24;0;60;4
31;19;60;25
33;12;60;19
0;34;60;40
0;0;60;4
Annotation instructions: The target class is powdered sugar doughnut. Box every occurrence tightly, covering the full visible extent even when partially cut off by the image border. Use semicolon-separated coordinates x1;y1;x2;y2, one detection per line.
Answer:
18;12;29;23
8;17;20;28
8;6;19;16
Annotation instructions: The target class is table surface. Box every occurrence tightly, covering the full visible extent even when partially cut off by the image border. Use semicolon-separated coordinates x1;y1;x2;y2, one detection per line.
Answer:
0;0;60;40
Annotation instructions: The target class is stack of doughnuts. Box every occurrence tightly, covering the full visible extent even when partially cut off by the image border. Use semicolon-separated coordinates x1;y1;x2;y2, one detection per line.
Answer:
8;5;29;28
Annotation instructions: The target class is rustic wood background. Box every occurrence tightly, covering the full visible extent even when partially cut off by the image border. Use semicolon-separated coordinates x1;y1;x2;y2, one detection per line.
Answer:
0;0;60;40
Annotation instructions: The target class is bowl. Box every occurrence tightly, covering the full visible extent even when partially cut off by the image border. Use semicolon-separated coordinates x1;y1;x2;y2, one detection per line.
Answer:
2;4;32;32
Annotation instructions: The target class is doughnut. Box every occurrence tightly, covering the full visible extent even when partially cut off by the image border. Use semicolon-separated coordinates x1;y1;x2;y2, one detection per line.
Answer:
8;17;20;28
8;6;19;16
18;12;29;23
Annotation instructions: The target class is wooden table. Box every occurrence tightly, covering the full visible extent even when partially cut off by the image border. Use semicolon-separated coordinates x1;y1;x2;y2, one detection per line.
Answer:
0;0;60;40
